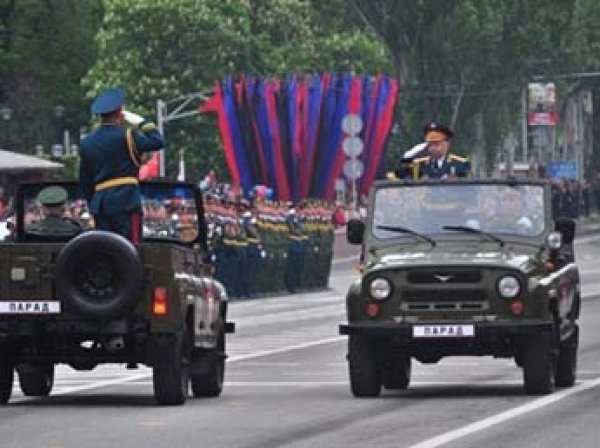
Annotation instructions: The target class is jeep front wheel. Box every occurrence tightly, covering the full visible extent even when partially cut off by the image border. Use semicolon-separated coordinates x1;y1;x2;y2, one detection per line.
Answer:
0;353;13;405
152;330;189;405
555;325;579;387
523;334;556;394
382;351;411;390
17;363;54;397
191;320;225;397
348;335;382;397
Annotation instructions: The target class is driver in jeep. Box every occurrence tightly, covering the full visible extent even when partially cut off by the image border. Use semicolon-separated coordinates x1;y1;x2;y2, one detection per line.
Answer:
26;186;82;236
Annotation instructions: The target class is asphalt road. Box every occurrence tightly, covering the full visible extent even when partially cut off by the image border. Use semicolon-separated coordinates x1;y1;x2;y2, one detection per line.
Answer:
3;233;600;448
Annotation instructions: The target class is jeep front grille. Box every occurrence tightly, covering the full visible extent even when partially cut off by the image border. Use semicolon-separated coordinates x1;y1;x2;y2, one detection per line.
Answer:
407;269;482;284
403;302;488;312
402;289;487;302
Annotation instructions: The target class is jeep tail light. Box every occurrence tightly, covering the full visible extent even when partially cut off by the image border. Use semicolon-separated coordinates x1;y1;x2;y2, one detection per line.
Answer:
153;286;168;316
510;300;524;315
365;302;380;317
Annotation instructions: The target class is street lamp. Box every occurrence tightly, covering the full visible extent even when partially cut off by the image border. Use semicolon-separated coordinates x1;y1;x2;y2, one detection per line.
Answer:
0;105;12;149
53;104;66;152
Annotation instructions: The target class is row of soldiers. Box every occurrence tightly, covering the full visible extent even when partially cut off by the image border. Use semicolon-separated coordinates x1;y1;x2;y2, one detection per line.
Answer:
204;195;336;299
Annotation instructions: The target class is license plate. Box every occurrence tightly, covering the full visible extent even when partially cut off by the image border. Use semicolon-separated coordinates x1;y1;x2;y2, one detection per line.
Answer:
413;324;474;338
0;301;61;314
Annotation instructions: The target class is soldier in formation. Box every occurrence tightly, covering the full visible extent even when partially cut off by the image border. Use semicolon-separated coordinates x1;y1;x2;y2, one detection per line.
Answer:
204;194;335;299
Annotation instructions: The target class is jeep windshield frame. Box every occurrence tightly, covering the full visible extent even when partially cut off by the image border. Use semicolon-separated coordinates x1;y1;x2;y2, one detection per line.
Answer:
366;178;551;247
14;180;208;248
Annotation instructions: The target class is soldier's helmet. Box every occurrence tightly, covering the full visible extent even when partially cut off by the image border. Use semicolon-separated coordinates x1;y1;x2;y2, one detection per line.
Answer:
37;186;68;207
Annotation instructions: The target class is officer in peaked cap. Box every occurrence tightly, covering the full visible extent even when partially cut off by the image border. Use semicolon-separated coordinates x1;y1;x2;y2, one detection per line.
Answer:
79;87;165;243
27;186;82;236
411;122;471;179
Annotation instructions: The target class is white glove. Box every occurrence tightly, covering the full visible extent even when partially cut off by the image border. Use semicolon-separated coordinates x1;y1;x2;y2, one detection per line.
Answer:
122;110;144;126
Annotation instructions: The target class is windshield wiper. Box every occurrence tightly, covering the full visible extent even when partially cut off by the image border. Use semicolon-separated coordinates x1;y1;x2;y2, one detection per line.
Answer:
376;225;436;247
442;225;505;247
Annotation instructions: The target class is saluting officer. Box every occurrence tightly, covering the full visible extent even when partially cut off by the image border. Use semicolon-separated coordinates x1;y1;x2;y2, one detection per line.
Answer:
412;122;471;179
79;87;164;243
27;186;82;236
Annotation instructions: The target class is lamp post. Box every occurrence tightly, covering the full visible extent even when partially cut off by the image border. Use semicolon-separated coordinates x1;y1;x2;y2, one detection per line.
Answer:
53;104;66;154
0;105;13;149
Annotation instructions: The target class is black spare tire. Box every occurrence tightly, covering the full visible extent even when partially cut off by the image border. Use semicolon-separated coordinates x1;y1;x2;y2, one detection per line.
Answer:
55;231;143;320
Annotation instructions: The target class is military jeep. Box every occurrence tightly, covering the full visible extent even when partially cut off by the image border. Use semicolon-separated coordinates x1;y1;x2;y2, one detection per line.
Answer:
0;180;234;405
340;179;580;396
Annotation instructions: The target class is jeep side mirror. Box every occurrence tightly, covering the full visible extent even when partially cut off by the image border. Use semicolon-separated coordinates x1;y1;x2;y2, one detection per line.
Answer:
555;218;576;245
347;219;365;245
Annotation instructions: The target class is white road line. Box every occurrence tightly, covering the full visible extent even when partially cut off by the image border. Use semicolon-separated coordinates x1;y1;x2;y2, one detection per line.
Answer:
11;336;347;402
407;376;600;448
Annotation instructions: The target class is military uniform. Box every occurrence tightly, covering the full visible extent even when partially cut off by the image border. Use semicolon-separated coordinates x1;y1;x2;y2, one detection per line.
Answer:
27;186;82;236
391;122;471;180
79;87;164;242
285;207;306;293
413;153;471;179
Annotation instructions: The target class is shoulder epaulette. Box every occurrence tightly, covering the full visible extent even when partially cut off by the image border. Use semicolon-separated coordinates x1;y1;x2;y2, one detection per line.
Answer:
448;153;468;163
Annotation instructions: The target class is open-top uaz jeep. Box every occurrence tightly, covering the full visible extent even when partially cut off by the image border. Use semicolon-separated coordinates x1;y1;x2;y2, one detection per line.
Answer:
0;180;234;405
340;179;579;396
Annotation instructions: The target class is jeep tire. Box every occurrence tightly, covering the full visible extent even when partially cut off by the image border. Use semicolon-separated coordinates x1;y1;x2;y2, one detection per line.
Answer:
523;334;556;394
152;330;189;405
382;351;411;390
0;353;13;405
55;231;143;320
191;319;225;397
348;335;382;397
17;363;54;397
555;325;579;387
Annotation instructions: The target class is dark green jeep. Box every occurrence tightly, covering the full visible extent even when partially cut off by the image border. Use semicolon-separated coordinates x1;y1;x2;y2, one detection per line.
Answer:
340;179;580;396
0;180;234;405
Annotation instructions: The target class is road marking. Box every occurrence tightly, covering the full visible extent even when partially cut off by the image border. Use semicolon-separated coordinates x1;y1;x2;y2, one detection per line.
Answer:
407;376;600;448
11;336;346;402
332;255;359;265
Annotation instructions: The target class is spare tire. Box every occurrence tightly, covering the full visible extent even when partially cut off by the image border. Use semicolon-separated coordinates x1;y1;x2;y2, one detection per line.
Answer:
55;231;143;320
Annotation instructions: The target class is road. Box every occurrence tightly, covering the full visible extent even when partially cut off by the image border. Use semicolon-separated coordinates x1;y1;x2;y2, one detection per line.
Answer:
3;233;600;448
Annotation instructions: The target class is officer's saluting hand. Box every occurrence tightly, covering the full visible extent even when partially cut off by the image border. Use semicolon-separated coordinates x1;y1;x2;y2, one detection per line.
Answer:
79;87;165;243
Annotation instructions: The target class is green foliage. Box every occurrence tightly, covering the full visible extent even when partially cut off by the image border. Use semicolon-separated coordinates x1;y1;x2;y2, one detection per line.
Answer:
0;0;102;154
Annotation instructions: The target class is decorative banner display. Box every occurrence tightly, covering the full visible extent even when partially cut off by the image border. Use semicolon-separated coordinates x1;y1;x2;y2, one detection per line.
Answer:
200;73;399;201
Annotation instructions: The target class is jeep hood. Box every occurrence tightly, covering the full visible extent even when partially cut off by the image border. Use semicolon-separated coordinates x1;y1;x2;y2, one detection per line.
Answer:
367;243;539;273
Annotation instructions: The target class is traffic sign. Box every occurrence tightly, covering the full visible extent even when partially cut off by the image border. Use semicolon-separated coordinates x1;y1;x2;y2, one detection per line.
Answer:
342;114;363;135
342;136;364;157
343;158;364;180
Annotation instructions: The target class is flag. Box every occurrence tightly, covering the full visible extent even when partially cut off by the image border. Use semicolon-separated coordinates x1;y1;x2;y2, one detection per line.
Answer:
177;149;185;181
139;152;160;180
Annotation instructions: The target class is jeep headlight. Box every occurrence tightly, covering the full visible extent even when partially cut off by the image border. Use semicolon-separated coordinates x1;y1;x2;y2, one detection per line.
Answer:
547;231;562;250
498;276;520;299
369;277;392;300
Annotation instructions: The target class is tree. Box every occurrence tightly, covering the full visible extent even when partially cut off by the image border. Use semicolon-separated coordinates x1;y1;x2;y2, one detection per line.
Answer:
0;0;102;156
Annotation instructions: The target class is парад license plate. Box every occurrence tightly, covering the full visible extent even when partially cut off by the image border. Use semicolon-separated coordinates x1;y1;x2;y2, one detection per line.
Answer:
413;324;474;338
0;301;61;314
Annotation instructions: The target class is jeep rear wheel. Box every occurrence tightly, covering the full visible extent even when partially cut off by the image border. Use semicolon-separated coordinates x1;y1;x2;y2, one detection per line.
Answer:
0;354;13;405
191;320;225;398
55;231;143;320
348;335;382;397
152;330;189;405
17;363;54;397
555;325;579;387
523;334;556;395
382;351;411;390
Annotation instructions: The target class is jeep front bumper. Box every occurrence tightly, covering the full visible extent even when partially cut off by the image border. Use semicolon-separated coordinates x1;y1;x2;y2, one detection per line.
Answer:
339;320;555;338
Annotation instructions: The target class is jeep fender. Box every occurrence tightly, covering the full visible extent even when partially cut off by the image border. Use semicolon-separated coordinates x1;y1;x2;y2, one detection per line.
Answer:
346;279;362;322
